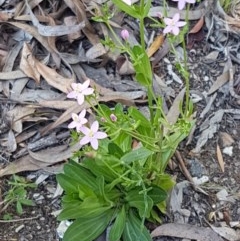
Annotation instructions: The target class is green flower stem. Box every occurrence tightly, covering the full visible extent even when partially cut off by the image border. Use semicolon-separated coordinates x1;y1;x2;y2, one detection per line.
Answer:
183;4;190;115
139;0;145;49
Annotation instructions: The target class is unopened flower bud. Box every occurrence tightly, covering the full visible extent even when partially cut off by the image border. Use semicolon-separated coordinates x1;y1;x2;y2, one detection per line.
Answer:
110;114;117;122
121;29;129;41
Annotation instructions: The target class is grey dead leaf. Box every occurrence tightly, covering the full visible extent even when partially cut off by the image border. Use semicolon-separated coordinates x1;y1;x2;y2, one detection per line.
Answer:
169;181;191;224
20;42;41;83
193;109;240;153
6;21;61;65
64;16;82;43
209;225;239;241
7;129;17;153
0;70;26;80
200;93;217;119
116;56;135;75
216;144;224;173
25;0;85;37
11;89;63;103
33;53;75;93
208;71;229;95
38;100;76;110
28;144;80;163
7;106;36;133
85;43;106;59
0;143;81;177
151;223;224;241
166;88;185;125
204;51;219;62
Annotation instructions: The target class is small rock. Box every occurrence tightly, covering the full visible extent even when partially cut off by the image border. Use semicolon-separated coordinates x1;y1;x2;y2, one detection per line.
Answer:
204;76;209;81
186;159;208;178
223;146;233;156
15;224;25;233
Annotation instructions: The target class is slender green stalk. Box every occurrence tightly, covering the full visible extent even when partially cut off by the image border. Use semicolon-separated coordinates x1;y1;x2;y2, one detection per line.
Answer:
139;0;145;49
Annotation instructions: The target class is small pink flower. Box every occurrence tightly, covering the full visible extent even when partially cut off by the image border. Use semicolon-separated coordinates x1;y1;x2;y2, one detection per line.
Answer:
121;29;129;41
122;0;132;5
163;13;186;36
172;0;196;10
80;121;107;150
67;79;94;105
68;109;88;132
110;114;117;122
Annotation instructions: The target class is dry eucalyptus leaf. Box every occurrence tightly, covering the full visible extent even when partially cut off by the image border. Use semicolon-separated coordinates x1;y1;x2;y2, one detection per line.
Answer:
0;70;26;80
116;56;135;75
20;42;41;83
151;223;224;241
209;225;239;241
166;88;185;125
85;43;106;59
208;71;229;95
219;132;234;147
216;144;224;173
25;0;85;36
0;143;81;177
7;129;17;153
147;34;164;58
64;16;82;42
7;106;36;133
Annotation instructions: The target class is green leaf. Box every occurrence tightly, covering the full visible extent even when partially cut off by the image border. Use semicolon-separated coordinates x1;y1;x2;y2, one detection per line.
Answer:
111;0;141;19
108;143;124;159
19;199;35;206
120;147;153;164
143;0;152;17
122;210;151;241
147;185;167;204
109;205;126;241
16;201;23;214
83;155;122;182
58;200;111;220
63;209;114;241
125;189;153;218
56;174;79;194
65;161;98;190
128;107;151;128
132;45;152;86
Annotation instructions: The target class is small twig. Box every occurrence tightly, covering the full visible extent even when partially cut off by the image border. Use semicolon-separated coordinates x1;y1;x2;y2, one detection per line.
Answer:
175;150;196;191
0;215;40;223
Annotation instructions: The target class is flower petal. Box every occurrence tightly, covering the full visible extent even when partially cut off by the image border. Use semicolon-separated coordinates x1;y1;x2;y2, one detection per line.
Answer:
79;109;86;119
71;83;78;90
68;121;77;129
77;94;84;105
67;91;77;99
163;17;172;25
82;88;94;95
90;139;98;150
163;25;172;34
187;0;196;3
172;26;180;35
82;79;90;90
176;21;186;27
91;121;99;133
94;132;107;139
80;126;90;136
178;1;185;10
173;13;180;22
80;136;91;145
